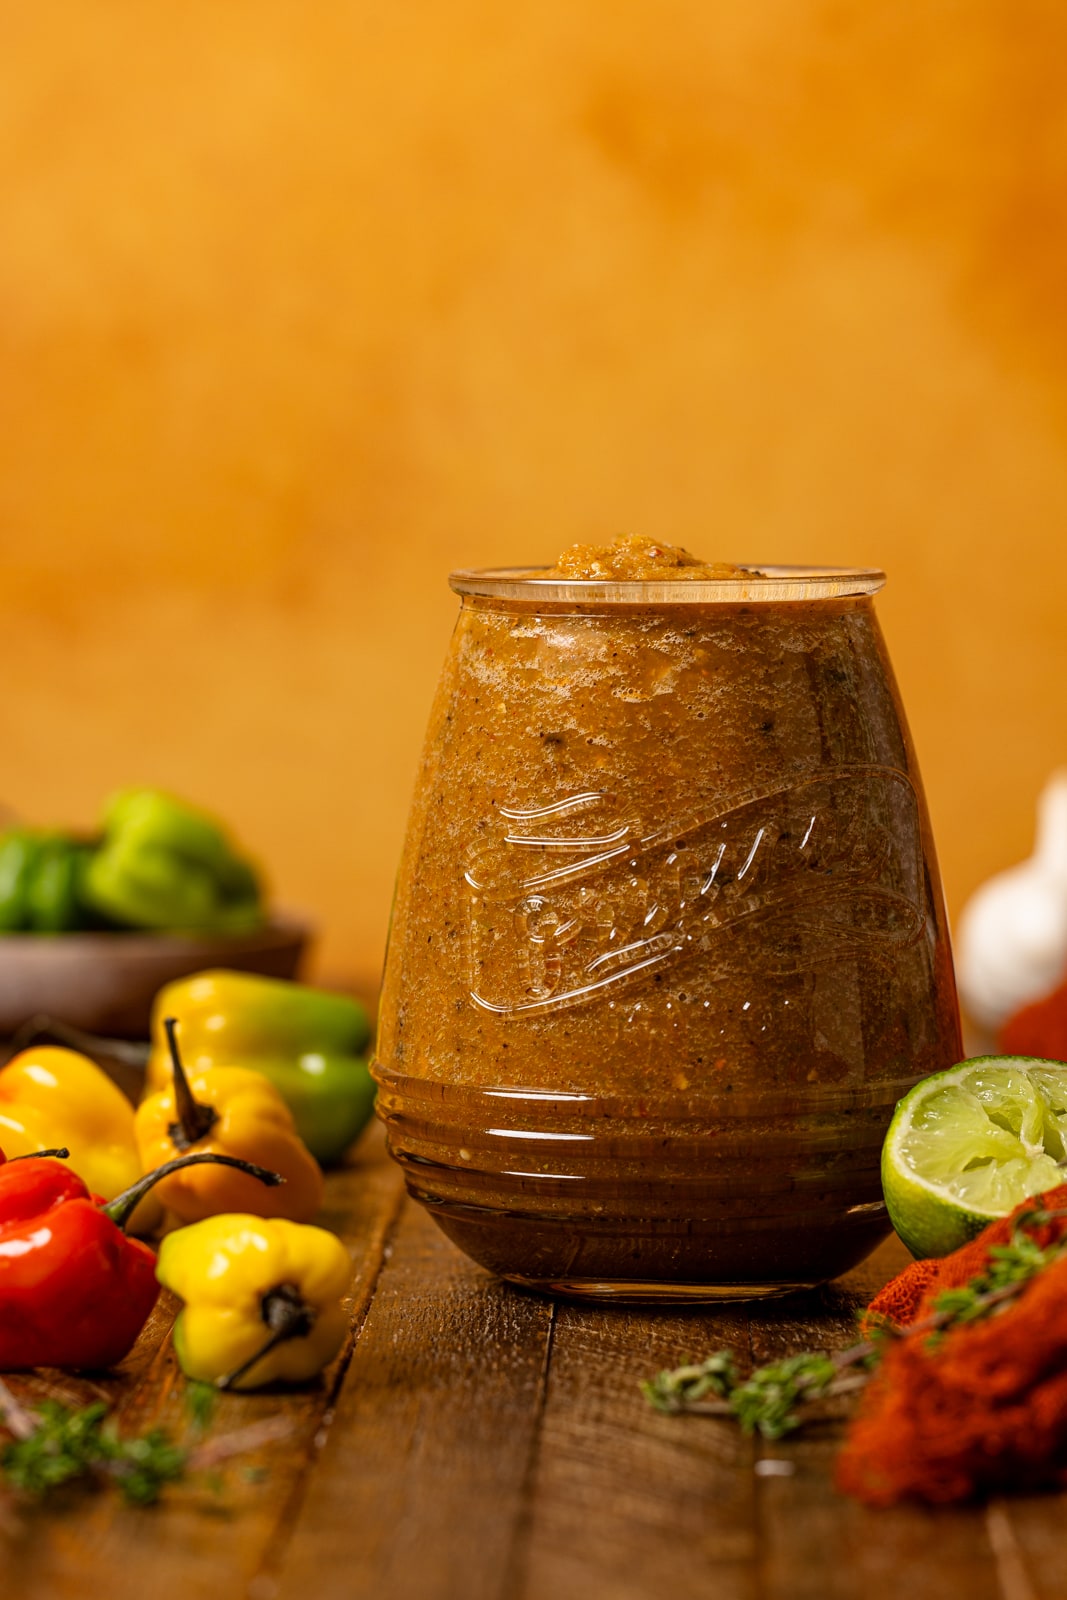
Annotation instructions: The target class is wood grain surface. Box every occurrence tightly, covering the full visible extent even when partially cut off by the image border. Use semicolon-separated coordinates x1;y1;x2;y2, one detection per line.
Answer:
0;1123;1054;1600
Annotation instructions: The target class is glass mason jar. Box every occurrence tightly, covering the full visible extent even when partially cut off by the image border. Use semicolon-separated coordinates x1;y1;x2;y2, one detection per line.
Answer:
374;565;961;1300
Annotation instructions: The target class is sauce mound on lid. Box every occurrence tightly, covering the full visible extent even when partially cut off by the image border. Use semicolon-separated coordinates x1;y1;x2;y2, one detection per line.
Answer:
542;534;745;582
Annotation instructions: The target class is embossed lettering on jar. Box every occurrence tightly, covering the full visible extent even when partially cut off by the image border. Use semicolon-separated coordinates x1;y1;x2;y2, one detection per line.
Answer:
374;554;961;1300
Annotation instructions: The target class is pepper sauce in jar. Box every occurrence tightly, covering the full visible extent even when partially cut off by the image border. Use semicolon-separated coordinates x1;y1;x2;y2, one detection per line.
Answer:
374;541;961;1299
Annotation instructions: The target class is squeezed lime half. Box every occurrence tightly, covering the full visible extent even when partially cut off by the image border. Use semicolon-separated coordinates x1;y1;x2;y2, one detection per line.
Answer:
882;1056;1067;1259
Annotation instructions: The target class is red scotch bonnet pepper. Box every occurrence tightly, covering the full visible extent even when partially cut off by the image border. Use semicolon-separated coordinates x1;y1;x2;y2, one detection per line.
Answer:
0;1145;282;1371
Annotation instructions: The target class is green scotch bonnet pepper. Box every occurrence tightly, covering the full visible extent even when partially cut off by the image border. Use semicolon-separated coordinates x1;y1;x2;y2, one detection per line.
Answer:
146;971;375;1166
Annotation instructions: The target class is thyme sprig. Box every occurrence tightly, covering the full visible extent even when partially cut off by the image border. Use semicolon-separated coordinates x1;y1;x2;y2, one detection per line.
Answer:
0;1378;290;1506
926;1203;1067;1330
643;1204;1067;1440
0;1387;185;1505
643;1343;874;1439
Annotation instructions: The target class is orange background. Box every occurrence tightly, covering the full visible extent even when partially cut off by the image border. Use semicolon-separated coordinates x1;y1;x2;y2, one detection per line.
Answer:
1;2;1066;992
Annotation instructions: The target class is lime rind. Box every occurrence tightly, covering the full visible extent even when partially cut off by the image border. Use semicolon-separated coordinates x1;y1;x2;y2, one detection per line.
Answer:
882;1055;1067;1260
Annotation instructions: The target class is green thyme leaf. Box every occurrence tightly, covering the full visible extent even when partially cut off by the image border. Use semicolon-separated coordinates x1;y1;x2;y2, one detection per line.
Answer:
641;1351;738;1413
185;1381;218;1433
728;1353;838;1441
0;1380;287;1508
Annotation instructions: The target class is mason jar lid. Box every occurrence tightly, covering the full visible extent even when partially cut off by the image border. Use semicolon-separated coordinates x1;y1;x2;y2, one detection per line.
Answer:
449;564;886;604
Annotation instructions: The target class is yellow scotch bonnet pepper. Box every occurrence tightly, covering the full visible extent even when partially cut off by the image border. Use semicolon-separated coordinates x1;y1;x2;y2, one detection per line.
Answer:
0;1046;142;1200
134;1019;323;1224
156;1213;351;1389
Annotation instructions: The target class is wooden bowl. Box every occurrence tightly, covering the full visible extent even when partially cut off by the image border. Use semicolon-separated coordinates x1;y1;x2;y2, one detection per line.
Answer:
0;917;311;1039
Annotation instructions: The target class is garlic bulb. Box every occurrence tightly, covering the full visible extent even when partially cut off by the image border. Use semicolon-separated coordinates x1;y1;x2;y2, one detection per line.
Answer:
956;771;1067;1032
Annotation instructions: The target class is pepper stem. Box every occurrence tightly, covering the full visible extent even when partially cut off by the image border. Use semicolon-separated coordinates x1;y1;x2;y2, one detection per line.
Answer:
8;1147;70;1162
217;1283;317;1391
164;1015;217;1148
9;1013;150;1068
102;1151;284;1232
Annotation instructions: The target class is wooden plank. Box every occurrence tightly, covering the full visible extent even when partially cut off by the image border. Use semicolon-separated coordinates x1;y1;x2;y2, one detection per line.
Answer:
510;1240;919;1600
987;1499;1063;1600
750;1236;1006;1600
513;1299;759;1600
7;1139;1067;1600
270;1199;556;1600
2;1122;406;1600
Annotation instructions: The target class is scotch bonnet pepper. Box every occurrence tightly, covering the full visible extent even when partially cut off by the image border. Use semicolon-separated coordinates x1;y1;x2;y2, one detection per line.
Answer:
0;1148;282;1370
146;971;375;1166
82;789;263;935
0;1046;143;1204
0;829;95;933
156;1214;351;1390
135;1018;323;1223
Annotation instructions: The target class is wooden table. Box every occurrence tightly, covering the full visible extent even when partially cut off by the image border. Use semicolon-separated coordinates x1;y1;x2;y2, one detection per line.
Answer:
3;1122;1060;1600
